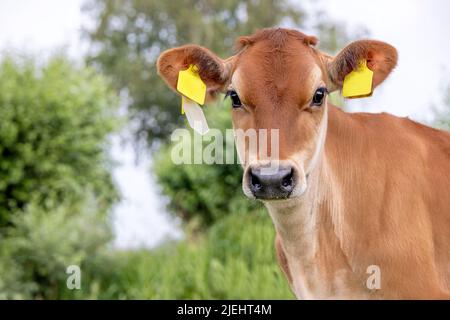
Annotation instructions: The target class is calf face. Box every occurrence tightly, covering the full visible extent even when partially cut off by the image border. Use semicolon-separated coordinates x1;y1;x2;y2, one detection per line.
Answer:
157;28;397;201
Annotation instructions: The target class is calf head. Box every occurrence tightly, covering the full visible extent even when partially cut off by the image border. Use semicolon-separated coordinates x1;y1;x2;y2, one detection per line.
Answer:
157;28;397;201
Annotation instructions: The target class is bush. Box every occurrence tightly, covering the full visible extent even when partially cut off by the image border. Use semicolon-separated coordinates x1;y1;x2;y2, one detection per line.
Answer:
153;99;262;227
0;55;119;227
86;209;293;299
0;54;121;299
0;206;292;300
0;199;114;299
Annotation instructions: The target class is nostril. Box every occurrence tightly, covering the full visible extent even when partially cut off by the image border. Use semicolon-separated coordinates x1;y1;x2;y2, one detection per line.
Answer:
281;177;292;187
280;168;294;190
251;171;262;191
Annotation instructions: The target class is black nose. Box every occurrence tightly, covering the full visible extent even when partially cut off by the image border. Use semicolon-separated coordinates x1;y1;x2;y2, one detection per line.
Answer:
248;166;296;199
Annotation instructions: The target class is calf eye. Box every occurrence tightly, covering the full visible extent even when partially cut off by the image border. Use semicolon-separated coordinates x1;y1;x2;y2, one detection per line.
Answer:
311;87;328;106
225;90;242;108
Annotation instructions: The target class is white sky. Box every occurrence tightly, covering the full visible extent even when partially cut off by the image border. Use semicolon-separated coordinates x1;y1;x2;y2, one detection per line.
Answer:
0;0;86;58
0;0;449;248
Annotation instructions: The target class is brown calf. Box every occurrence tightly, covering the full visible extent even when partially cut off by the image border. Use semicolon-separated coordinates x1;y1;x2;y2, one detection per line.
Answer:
157;28;450;299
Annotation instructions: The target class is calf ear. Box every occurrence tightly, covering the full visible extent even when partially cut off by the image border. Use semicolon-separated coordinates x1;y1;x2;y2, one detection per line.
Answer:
326;40;398;91
157;45;234;101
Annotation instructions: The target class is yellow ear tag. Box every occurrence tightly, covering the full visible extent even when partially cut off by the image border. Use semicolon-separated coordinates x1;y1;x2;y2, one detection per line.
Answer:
342;60;373;98
177;64;206;106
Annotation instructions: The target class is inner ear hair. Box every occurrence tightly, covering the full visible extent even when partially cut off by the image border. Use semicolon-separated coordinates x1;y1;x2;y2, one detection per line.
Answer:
328;40;398;87
183;46;228;87
157;45;228;92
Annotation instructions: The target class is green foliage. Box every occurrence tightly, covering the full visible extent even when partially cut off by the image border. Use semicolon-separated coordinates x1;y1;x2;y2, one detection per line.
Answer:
0;54;121;299
57;209;293;300
0;199;113;299
0;200;291;299
0;205;292;299
83;0;305;143
0;55;120;227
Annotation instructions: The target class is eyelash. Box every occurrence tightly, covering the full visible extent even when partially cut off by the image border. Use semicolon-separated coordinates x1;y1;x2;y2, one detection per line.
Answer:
311;87;328;107
225;89;242;108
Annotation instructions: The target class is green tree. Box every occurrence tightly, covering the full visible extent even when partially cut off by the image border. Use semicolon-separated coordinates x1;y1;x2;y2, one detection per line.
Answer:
0;55;119;227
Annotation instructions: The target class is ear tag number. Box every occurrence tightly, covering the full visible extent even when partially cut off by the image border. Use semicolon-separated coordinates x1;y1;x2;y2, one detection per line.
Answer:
177;64;206;106
342;60;373;98
182;96;209;135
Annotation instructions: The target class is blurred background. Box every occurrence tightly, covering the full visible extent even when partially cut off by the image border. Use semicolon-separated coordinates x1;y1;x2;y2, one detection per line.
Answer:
0;0;448;299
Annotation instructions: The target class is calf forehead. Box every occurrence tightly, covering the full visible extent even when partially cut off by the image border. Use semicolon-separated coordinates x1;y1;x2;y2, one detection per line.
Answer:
235;41;321;105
